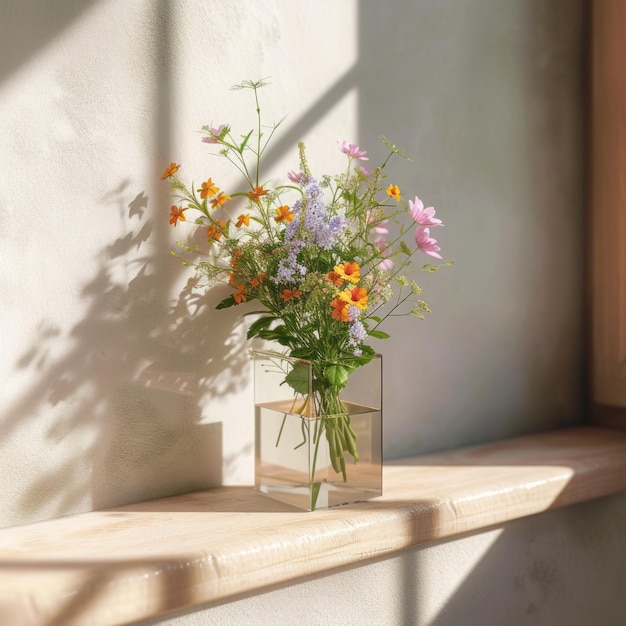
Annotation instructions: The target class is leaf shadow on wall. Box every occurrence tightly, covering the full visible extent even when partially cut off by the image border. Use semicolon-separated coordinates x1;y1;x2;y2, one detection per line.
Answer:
1;50;366;525
3;181;253;522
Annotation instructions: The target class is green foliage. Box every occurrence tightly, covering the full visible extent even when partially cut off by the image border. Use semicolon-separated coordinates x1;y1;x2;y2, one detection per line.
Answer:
324;364;350;388
216;296;236;310
284;363;310;395
246;315;276;340
162;79;450;370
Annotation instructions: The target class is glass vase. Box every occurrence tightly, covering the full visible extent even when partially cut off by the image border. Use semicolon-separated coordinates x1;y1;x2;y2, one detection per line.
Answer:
253;350;382;510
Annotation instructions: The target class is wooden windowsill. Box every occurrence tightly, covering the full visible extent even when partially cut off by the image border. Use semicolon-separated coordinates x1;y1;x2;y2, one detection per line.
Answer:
2;425;626;626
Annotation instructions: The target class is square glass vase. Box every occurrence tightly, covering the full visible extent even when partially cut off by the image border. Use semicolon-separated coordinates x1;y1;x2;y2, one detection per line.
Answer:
253;350;382;511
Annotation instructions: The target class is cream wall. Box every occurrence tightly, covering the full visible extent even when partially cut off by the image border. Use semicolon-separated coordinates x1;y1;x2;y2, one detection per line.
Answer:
0;0;584;532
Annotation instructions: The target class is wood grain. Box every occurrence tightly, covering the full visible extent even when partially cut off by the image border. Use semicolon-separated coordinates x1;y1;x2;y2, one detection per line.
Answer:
1;426;626;626
590;0;626;410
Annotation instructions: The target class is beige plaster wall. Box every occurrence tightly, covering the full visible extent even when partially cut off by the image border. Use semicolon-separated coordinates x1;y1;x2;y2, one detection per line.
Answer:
0;0;584;529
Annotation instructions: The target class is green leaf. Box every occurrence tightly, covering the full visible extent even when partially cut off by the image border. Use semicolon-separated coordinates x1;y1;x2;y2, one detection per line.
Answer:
360;344;376;357
324;364;350;388
341;189;355;203
368;329;390;340
348;351;375;368
257;326;293;347
400;240;412;255
290;348;314;360
311;481;322;510
247;316;276;340
241;310;270;317
216;296;236;310
367;315;382;324
380;135;413;161
284;363;310;395
239;129;254;152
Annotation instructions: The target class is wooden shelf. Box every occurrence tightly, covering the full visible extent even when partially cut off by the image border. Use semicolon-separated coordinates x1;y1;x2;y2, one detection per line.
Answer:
1;426;626;626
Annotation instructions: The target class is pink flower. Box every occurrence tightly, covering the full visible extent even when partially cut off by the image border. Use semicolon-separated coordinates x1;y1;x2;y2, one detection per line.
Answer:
378;258;394;272
287;170;303;183
375;238;389;251
368;217;389;239
375;238;394;271
202;124;228;144
337;140;368;160
409;196;443;228
358;166;371;177
414;227;442;259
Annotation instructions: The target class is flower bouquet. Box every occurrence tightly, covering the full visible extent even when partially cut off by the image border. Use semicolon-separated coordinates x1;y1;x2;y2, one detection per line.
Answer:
162;79;447;509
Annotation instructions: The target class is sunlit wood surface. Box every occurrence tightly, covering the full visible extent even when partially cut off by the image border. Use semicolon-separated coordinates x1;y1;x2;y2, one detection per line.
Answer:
1;426;626;626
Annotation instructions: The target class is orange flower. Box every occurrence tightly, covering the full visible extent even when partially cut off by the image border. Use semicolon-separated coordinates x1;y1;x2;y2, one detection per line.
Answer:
161;162;180;179
386;184;401;201
198;178;219;199
230;250;242;267
339;286;368;310
331;297;349;322
233;283;247;304
251;273;267;287
210;192;231;209
326;271;344;287
236;213;250;228
207;219;227;242
275;205;295;223
248;186;268;202
281;288;302;302
333;261;360;284
169;205;186;226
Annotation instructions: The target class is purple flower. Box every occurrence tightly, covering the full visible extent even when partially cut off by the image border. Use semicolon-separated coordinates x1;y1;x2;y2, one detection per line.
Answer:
414;227;442;259
337;140;368;161
409;196;443;227
348;320;368;352
274;238;307;284
276;174;348;286
286;176;346;250
347;305;361;322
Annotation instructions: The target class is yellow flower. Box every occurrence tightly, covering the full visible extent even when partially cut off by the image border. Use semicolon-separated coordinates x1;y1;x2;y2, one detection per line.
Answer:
236;213;250;228
161;162;181;180
198;178;219;199
386;184;401;201
275;205;295;223
339;286;368;310
210;192;231;209
333;261;360;284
